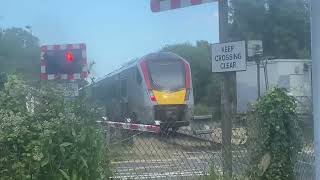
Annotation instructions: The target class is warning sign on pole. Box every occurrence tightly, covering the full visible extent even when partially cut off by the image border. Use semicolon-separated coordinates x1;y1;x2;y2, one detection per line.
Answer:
212;41;247;73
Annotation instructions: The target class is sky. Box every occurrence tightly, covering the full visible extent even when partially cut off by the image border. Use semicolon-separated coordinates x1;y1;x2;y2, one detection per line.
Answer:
0;0;219;77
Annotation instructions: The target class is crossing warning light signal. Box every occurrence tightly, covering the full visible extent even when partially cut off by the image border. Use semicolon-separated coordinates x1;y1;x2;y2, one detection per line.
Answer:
43;49;82;74
40;43;88;81
66;51;74;62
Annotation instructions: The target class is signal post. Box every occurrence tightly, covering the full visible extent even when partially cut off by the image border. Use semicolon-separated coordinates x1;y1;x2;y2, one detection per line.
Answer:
218;1;233;176
40;43;88;98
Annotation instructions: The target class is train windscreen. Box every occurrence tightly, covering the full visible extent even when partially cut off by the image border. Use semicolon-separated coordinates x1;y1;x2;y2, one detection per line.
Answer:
148;59;185;91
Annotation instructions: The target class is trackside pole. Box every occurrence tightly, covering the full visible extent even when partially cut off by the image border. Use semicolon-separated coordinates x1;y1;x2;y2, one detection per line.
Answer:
311;1;320;179
219;0;233;177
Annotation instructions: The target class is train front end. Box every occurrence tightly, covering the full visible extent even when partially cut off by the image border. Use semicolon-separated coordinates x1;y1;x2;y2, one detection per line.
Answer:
140;52;194;130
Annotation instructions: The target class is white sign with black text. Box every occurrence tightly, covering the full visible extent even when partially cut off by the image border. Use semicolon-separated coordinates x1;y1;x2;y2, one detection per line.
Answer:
212;41;247;72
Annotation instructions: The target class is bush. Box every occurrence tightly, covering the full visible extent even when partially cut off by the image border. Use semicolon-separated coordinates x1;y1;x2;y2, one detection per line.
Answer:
246;88;302;180
0;76;112;180
0;72;7;91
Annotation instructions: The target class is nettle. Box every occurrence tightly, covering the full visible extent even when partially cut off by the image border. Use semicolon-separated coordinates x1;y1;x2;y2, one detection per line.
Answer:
247;88;303;180
0;76;112;180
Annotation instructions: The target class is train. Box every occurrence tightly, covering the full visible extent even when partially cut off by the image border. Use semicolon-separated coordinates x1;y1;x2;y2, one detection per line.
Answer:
83;52;194;131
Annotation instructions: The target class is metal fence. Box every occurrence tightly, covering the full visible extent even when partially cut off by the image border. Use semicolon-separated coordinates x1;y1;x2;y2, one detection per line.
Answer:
101;115;315;180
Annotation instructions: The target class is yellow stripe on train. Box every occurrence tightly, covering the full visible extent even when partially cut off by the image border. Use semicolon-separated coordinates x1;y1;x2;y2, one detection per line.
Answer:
153;89;186;105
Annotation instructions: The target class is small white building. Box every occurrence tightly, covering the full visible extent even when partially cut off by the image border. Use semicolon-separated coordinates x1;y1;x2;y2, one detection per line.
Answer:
236;59;312;114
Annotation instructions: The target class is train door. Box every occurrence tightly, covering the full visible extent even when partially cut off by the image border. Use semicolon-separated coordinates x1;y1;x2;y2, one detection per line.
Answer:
120;78;129;120
105;81;116;121
129;67;143;123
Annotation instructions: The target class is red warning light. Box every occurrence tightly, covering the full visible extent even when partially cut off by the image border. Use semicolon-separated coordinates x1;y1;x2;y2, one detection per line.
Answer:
66;51;74;62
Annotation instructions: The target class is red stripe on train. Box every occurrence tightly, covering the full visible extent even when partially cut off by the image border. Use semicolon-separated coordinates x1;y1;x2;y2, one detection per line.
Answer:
184;61;191;89
140;60;152;90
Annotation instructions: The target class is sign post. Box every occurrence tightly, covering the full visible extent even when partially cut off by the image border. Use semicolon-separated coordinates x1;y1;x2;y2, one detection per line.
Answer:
40;43;87;98
218;0;234;177
212;40;246;177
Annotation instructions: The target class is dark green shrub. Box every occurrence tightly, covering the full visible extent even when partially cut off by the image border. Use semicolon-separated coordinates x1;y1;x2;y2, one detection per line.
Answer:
247;88;302;180
0;76;112;180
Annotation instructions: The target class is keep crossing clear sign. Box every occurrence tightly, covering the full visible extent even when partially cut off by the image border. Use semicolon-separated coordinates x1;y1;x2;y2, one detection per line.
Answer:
212;41;247;72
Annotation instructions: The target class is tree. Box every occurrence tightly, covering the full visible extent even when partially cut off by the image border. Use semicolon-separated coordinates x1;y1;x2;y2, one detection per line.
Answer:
0;72;7;91
229;0;310;59
0;27;40;81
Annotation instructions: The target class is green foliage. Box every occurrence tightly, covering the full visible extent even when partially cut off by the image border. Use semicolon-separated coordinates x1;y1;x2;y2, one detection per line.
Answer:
0;76;112;180
0;72;7;91
0;27;40;81
230;0;310;59
246;88;302;180
162;41;222;109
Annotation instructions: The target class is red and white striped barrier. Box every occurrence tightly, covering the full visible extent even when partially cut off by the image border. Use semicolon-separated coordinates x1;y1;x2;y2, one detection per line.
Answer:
99;121;161;134
151;0;216;12
40;43;88;81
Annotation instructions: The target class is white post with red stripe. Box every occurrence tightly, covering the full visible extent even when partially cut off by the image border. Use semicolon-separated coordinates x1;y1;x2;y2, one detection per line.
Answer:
151;0;216;12
311;1;320;179
99;120;161;134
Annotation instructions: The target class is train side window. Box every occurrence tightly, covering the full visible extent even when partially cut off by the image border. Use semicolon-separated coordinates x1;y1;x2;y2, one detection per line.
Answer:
136;68;142;85
121;79;127;97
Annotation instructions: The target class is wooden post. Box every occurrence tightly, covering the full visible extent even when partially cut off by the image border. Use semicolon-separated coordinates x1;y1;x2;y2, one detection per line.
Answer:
219;0;234;177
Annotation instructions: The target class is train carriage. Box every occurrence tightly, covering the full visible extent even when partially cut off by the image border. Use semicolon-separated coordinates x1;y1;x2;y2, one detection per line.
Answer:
85;52;194;131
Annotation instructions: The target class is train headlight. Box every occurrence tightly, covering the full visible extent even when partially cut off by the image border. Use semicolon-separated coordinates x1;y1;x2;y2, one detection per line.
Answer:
149;90;157;102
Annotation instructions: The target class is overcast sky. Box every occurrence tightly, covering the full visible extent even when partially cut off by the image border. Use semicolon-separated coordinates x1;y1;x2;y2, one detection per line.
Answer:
0;0;219;77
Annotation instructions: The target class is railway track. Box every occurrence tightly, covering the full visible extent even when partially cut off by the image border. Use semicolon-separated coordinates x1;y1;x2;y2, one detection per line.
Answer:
153;129;221;151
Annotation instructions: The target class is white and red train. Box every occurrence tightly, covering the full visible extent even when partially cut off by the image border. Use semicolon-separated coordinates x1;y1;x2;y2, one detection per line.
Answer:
84;52;194;131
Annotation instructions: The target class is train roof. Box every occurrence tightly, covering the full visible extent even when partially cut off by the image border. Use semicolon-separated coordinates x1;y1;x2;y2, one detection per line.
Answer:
82;52;186;89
